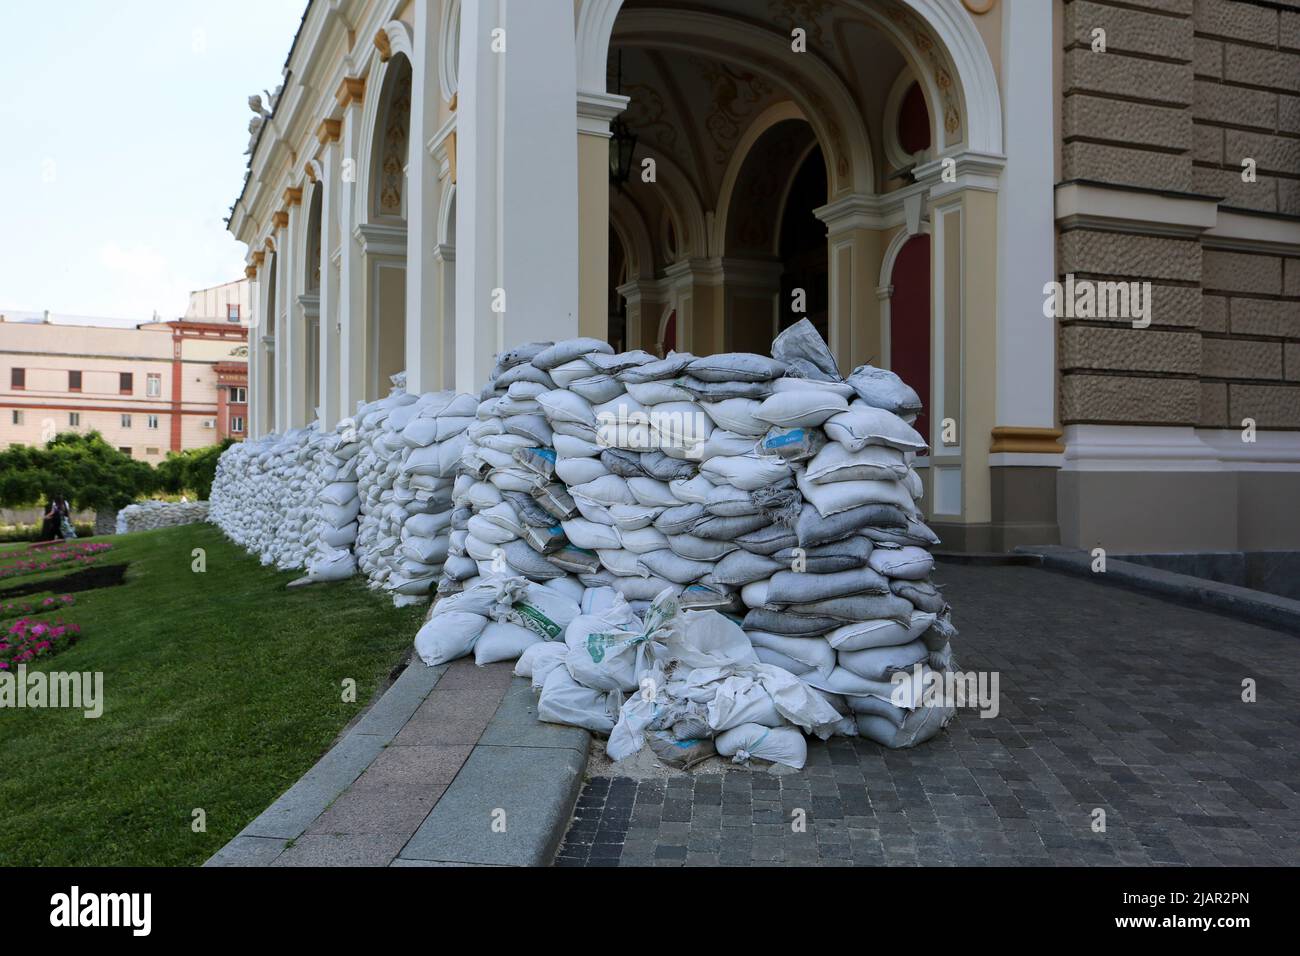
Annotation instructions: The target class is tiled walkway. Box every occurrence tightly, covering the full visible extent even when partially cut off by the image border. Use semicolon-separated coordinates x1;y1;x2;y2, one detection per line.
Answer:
557;563;1300;866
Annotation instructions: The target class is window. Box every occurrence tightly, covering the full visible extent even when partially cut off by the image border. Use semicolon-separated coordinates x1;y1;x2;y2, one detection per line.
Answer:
145;447;160;456
147;414;159;429
119;447;132;457
231;415;245;433
69;370;82;392
230;386;247;403
11;410;22;425
10;368;24;390
119;372;133;394
227;304;241;323
121;414;132;428
69;412;80;426
146;373;161;397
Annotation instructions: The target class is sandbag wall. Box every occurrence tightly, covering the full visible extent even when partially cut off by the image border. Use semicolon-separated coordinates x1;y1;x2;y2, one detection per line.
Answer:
350;381;477;604
115;500;209;534
210;376;477;606
209;426;324;569
415;321;959;761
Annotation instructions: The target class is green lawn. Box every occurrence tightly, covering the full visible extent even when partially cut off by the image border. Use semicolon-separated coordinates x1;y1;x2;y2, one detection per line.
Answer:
0;524;424;866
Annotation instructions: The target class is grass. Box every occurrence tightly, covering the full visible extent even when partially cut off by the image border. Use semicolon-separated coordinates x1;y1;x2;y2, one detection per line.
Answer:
0;524;424;866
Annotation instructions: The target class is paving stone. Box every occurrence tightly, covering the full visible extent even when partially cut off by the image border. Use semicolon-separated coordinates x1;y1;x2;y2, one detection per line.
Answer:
556;564;1300;867
271;832;410;867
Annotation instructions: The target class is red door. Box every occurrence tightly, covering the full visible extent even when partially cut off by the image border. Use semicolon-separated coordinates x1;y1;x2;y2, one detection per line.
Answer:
890;235;931;443
661;310;676;355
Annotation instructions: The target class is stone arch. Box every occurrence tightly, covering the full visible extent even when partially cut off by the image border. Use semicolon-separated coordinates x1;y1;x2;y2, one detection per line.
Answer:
610;7;873;197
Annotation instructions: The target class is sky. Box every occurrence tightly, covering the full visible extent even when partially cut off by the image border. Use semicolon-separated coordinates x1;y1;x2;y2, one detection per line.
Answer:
0;0;308;327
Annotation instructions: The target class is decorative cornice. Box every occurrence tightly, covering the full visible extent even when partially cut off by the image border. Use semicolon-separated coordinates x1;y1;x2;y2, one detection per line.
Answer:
335;76;365;109
303;163;317;184
577;90;630;138
271;210;289;229
251;251;265;267
245;265;258;279
373;27;391;62
283;186;303;206
316;118;341;144
991;426;1064;455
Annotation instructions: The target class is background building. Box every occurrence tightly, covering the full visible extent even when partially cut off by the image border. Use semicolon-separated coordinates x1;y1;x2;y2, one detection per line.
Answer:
0;280;251;462
231;0;1300;554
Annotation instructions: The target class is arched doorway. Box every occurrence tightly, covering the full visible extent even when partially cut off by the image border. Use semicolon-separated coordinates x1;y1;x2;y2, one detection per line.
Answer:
889;233;931;443
303;183;323;417
361;52;411;398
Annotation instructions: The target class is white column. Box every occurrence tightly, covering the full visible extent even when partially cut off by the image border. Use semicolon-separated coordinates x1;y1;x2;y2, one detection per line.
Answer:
282;199;306;429
246;268;262;439
338;86;367;419
273;230;291;434
456;0;580;391
996;0;1055;429
404;0;443;393
318;130;343;430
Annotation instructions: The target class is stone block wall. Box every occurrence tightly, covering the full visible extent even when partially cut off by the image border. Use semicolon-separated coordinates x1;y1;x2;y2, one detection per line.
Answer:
1059;0;1300;430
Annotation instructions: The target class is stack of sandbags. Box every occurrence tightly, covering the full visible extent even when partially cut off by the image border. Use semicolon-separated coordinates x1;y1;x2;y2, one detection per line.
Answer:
348;374;479;605
115;499;209;534
209;425;320;569
303;422;362;583
414;322;957;761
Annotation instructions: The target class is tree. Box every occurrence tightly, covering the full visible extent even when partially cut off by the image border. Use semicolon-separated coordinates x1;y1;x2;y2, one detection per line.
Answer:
0;432;157;512
157;440;233;500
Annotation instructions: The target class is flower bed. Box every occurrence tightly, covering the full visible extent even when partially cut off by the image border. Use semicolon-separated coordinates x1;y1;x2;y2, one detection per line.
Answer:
0;618;82;670
1;595;76;620
0;542;112;581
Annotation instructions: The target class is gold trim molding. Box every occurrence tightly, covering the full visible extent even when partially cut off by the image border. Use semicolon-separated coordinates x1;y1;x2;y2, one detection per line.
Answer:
271;210;289;229
962;0;995;13
316;118;342;144
374;28;392;62
244;265;258;279
283;186;302;206
990;426;1064;454
336;76;365;109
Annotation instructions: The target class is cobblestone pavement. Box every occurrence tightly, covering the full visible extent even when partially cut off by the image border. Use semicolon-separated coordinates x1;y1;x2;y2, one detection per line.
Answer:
556;563;1300;866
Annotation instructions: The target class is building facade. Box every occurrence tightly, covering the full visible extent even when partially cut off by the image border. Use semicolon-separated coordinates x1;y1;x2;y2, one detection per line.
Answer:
0;281;251;461
230;0;1300;553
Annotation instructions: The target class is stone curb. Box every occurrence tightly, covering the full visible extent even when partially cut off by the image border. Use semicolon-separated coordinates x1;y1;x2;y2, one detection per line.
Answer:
1015;545;1300;636
204;668;591;868
396;678;591;867
203;662;448;866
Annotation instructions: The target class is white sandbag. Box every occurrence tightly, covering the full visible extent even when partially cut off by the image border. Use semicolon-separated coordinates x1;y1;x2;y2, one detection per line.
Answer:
838;638;929;681
804;442;909;483
687;353;787;383
755;389;848;428
746;630;836;677
700;398;767;436
537;666;618;732
414;610;488;665
796;469;915;517
700;453;792;491
826;611;936;651
561;518;622;550
514;639;567;679
474;619;542;665
715;722;808;769
868;545;935;580
857;704;952;749
824;405;927;453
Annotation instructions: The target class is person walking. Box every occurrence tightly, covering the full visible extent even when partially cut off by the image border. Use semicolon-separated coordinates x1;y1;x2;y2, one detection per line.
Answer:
56;495;76;539
39;494;62;542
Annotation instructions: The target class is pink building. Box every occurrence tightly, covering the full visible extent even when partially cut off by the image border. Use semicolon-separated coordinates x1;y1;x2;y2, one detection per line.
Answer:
0;280;250;462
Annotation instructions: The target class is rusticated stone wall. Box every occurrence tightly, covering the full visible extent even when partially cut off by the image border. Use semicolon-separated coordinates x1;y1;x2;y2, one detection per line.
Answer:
1059;0;1300;430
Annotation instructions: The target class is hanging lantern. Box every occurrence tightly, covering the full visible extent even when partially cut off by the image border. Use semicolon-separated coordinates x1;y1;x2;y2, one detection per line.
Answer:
609;117;637;188
608;49;636;189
